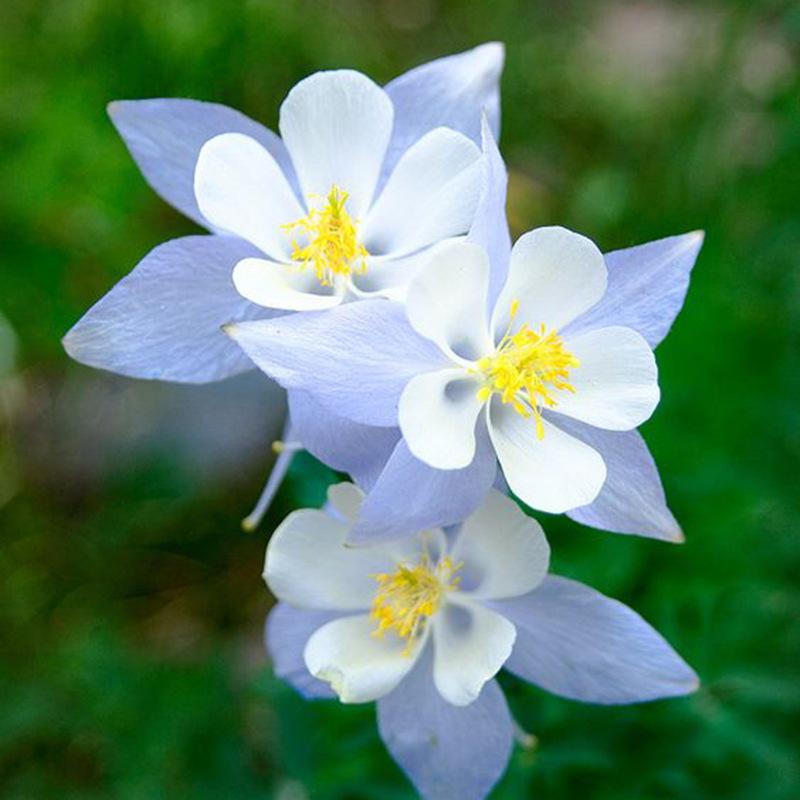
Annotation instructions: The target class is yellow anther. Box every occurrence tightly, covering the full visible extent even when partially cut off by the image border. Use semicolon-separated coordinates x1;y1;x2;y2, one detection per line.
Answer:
475;300;580;438
370;553;461;655
281;186;368;287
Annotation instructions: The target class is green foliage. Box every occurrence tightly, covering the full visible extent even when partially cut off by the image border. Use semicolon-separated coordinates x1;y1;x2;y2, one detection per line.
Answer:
1;0;798;797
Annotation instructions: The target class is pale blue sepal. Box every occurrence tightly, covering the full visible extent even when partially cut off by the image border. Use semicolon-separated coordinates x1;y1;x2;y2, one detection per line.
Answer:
265;603;339;700
563;231;704;348
381;42;504;184
226;301;445;427
377;643;513;800
551;413;683;542
467;115;511;310
350;423;497;544
108;98;299;228
494;575;699;704
63;235;269;383
289;391;401;491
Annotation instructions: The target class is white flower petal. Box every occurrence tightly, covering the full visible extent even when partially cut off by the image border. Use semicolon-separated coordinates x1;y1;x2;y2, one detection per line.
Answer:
432;601;516;706
350;245;453;303
405;239;494;361
264;509;393;610
451;489;550;600
194;133;304;260
304;613;421;703
382;528;448;569
487;400;607;513
399;369;485;470
327;482;364;523
232;258;341;311
363;127;483;257
279;70;393;217
492;226;608;338
554;326;660;430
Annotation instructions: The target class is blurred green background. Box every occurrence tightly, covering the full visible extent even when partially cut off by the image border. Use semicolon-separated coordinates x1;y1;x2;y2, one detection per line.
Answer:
1;0;798;798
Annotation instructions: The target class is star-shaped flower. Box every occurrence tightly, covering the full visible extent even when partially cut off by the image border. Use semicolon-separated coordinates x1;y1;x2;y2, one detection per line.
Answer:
62;43;504;383
395;230;661;514
266;485;698;800
194;71;484;310
227;226;704;542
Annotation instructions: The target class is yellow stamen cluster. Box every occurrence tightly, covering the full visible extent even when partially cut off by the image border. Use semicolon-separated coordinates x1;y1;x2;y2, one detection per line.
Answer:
281;186;368;286
371;554;461;655
476;300;580;439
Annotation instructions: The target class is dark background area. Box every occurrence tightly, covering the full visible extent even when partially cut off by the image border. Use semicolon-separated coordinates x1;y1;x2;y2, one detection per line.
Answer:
1;1;798;797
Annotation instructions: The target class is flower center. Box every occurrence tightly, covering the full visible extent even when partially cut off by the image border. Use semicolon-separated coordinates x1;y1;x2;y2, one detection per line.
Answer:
370;553;461;654
475;300;580;439
281;185;368;287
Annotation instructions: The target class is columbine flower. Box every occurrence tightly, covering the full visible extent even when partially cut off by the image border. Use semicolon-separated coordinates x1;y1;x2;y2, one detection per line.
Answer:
258;115;510;535
394;229;661;514
227;226;704;542
193;70;485;311
62;43;504;383
266;484;698;800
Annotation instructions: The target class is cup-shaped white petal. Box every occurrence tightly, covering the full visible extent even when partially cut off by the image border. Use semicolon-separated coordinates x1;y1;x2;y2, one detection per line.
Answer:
487;400;607;513
383;528;449;570
432;601;516;706
327;482;365;523
194;133;304;260
350;247;449;303
232;258;341;311
451;489;550;600
265;509;394;610
363;127;483;257
279;70;393;217
551;326;660;430
492;227;607;340
405;239;494;362
399;369;485;470
304;613;421;703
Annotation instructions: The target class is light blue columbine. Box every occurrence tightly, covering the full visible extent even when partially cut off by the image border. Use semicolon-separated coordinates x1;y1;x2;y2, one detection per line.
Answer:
227;218;704;543
264;485;698;800
62;43;506;382
61;44;507;526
